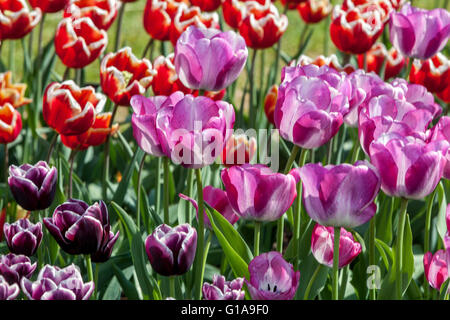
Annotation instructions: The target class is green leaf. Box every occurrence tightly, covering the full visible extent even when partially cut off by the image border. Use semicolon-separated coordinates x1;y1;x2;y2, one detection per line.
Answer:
436;182;448;241
112;263;140;300
439;278;450;300
297;253;329;300
376;194;394;245
111;201;137;248
375;239;393;271
130;233;154;300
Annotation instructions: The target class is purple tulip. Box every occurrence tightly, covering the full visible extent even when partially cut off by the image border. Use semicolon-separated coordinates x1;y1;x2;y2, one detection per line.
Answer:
202;275;245;300
221;164;298;222
0;253;36;285
145;224;197;276
8;161;57;211
246;252;300;300
431;116;450;180
3;218;42;256
0;276;19;300
43;199;119;259
21;264;94;300
311;224;361;268
174;26;248;91
179;186;240;229
423;250;448;291
369;133;449;200
389;3;450;60
294;161;381;228
131;92;235;169
274;64;351;149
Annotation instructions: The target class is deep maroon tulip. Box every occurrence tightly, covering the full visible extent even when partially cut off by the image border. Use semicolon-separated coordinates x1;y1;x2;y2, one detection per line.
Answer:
145;224;197;276
246;252;300;300
3;219;42;256
0;253;36;285
0;276;19;300
202;275;245;300
21;264;94;300
8;161;57;211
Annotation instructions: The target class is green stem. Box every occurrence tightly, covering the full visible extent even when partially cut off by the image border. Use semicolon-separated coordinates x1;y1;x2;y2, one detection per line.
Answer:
304;264;322;300
339;265;349;299
185;169;193;223
351;143;360;164
85;255;95;299
283;145;300;174
369;217;376;300
94;264;99;300
114;2;126;52
3;143;8;185
424;189;437;299
137;154;147;230
102;104;119;201
254;221;261;256
163;157;170;224
68;150;78;199
404;58;414;80
293;149;308;270
332;226;341;300
37;14;46;63
46;133;59;163
395;198;409;300
248;49;258;129
142;38;154;59
156;157;162;216
169;276;176;299
194;168;205;300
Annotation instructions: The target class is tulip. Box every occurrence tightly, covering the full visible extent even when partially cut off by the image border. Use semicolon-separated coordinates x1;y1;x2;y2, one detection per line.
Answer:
437;84;450;103
202;275;245;300
221;134;257;167
369;133;449;200
430;116;450;180
43;81;106;136
143;0;185;41
0;0;41;40
0;71;32;109
179;186;240;229
64;0;119;30
263;84;277;126
8;161;57;212
295;161;381;228
274;64;351;149
222;0;247;29
238;0;288;49
21;264;94;300
296;54;356;74
3;219;43;256
100;47;156;106
145;223;197;276
357;43;406;80
0;209;5;241
43;199;119;257
61;113;119;151
54;17;108;69
0;104;22;144
0;276;19;300
311;224;361;268
0;253;36;285
246;252;300;300
29;0;69;13
174;26;248;92
152;53;193;96
191;0;221;12
298;0;332;24
280;0;308;10
409;53;450;94
221;164;297;222
423;250;448;291
389;3;450;60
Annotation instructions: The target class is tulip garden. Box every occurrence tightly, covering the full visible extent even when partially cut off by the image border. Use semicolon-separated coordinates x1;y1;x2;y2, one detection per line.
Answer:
0;0;449;302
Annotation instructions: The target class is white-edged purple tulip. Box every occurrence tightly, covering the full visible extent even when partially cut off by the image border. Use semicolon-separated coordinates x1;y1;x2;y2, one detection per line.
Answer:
0;275;19;300
3;218;42;256
0;253;36;285
202;275;245;300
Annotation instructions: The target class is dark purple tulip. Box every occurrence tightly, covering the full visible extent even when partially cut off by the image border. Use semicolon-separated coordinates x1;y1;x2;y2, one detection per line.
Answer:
43;199;119;258
145;224;197;276
202;275;245;300
3;219;42;256
0;253;36;285
0;275;19;300
21;264;94;300
8;161;57;211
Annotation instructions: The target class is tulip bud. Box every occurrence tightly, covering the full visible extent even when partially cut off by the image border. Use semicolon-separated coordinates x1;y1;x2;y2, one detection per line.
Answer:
221;134;257;167
0;253;36;285
298;0;332;24
263;85;277;126
0;0;41;40
3;219;43;256
0;275;19;300
423;250;448;291
202;275;245;300
145;224;197;276
0;71;32;109
0;103;22;144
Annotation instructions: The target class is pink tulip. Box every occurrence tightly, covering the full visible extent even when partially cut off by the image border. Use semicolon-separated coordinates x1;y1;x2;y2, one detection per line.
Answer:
431;116;450;180
423;250;448;291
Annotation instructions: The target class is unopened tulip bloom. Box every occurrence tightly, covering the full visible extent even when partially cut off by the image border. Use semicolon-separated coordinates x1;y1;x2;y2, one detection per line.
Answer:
274;64;351;149
174;26;248;92
43;81;106;136
264;85;277;125
221;134;257;167
0;276;19;300
202;275;245;300
0;254;36;285
64;0;119;30
0;104;22;144
0;71;32;109
8;161;57;212
145;224;197;276
179;186;240;229
423;250;448;291
409;53;450;94
21;264;94;300
221;164;297;222
295;161;381;228
296;54;356;74
298;0;332;24
389;3;450;60
143;0;185;41
55;17;108;69
369;134;449;200
430;116;450;180
3;219;42;256
311;224;361;268
0;0;41;40
357;43;406;80
246;252;300;300
44;199;119;257
100;47;156;106
29;0;69;13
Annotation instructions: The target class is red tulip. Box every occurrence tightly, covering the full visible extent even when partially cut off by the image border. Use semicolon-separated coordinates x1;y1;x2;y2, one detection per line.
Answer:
280;0;307;10
152;53;193;95
222;0;246;29
410;54;450;94
100;47;156;106
190;0;221;12
0;0;41;40
29;0;69;13
64;0;119;30
264;84;277;125
61;113;118;150
0;71;32;109
43;81;106;136
357;43;406;80
298;0;332;24
221;134;257;167
195;89;226;101
55;17;108;69
0;104;22;144
296;54;356;74
143;0;186;41
437;85;450;103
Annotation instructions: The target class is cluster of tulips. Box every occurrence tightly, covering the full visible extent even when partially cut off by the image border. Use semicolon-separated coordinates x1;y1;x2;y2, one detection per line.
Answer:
0;0;449;301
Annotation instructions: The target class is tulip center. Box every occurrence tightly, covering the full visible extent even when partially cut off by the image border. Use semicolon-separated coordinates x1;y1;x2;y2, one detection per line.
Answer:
265;283;278;293
121;70;134;87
